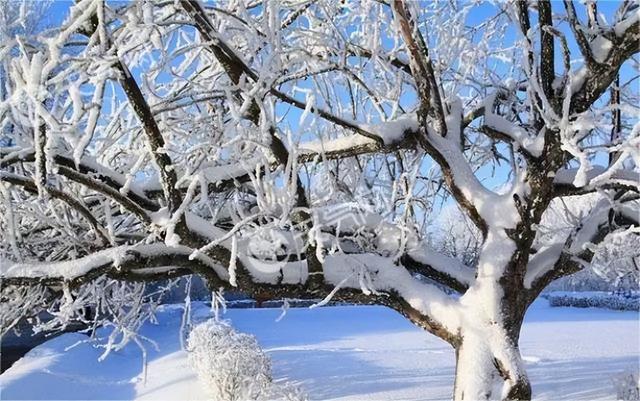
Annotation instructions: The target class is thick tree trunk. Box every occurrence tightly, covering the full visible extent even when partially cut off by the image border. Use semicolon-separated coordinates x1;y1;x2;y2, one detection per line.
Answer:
453;275;531;401
453;330;531;401
453;229;532;400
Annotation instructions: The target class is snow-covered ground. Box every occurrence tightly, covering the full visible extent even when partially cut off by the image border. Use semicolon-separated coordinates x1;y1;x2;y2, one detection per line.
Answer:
1;299;638;400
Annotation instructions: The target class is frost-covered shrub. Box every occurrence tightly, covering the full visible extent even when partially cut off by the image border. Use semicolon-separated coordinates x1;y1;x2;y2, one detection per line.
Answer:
615;371;640;400
187;320;272;401
546;293;640;311
547;268;639;292
260;381;308;401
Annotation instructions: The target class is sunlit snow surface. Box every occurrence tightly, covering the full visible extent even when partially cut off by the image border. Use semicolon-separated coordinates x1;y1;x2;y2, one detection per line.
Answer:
1;299;638;400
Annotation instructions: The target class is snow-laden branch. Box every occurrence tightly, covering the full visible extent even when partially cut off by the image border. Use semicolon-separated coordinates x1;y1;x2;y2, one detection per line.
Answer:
563;0;596;65
114;59;184;216
1;243;229;286
178;0;384;145
240;249;464;342
154;120;419;199
463;91;545;157
322;253;461;331
553;165;640;193
298;135;384;162
523;243;565;289
185;209;473;295
0;171;110;245
3;207;466;342
364;105;528;233
187;212;465;337
426;121;524;231
0;147;158;212
525;196;639;291
403;248;475;293
391;0;447;134
567;9;639;114
482;112;545;157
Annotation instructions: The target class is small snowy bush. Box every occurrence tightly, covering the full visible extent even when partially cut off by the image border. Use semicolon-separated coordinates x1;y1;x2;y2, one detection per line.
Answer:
615;371;640;401
261;381;308;401
546;293;639;311
187;320;272;401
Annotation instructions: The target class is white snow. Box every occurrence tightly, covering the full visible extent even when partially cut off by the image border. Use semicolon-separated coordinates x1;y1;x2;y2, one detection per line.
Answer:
614;11;640;37
484;112;545;157
590;36;613;64
2;300;637;400
407;247;476;286
199;157;264;186
299;134;378;157
362;113;419;145
524;243;565;288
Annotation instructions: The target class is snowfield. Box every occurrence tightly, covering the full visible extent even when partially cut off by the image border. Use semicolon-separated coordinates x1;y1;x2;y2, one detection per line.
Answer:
1;299;638;400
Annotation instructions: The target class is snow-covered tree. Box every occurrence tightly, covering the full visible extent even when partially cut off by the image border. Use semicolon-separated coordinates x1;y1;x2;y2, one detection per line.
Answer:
1;1;638;399
430;204;482;267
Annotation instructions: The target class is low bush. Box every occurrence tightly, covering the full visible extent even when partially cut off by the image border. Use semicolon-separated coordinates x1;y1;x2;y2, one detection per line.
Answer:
614;371;640;400
187;320;272;401
546;293;639;311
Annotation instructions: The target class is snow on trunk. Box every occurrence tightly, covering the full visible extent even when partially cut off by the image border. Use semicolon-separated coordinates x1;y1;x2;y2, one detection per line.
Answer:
453;326;530;401
453;229;531;401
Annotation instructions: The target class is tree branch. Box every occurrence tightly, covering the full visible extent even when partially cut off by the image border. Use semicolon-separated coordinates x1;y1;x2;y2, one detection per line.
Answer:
2;239;462;346
563;0;595;65
391;0;446;135
179;0;383;144
568;5;639;114
401;253;472;294
0;172;110;245
526;199;639;299
73;1;184;221
0;148;157;222
538;0;556;109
